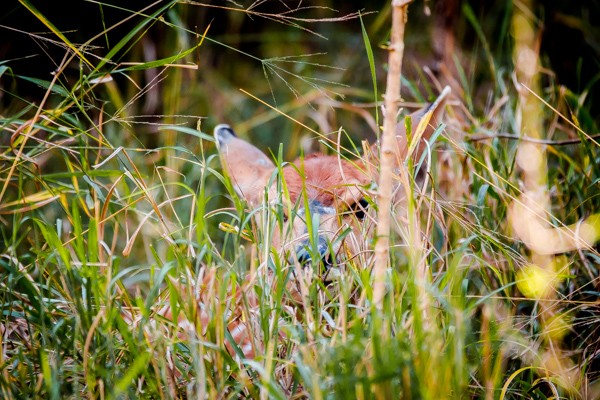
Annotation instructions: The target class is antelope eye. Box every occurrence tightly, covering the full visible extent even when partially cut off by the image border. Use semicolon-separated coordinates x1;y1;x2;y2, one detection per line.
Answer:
279;210;289;223
349;198;369;220
273;205;289;223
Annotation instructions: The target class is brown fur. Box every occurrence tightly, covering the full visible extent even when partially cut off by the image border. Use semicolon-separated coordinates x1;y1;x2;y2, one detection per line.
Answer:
283;155;370;208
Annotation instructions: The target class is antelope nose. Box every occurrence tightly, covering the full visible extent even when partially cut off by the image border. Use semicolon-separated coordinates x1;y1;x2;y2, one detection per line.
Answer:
294;237;332;267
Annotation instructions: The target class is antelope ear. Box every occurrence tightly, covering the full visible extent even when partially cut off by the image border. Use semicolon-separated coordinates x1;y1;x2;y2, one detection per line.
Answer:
214;124;276;206
396;85;451;163
364;86;451;171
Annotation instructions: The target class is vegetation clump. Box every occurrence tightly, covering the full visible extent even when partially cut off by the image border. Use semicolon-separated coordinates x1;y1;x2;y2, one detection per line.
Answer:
0;1;598;398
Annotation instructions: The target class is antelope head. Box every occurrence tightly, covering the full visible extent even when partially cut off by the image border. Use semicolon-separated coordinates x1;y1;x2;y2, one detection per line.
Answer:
214;87;450;271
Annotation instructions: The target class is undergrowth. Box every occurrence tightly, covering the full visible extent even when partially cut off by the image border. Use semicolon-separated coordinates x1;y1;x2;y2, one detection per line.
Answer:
0;1;598;399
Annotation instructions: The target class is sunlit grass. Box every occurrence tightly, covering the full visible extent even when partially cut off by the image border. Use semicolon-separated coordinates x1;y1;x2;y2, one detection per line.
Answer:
0;1;599;399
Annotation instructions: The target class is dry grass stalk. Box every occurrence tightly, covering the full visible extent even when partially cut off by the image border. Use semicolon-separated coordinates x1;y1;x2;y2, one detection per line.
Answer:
372;0;412;310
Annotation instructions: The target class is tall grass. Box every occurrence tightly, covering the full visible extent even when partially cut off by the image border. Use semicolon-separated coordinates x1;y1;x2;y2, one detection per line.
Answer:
1;1;599;399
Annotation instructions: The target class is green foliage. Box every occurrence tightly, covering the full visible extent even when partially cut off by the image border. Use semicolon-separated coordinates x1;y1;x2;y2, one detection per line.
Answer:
1;1;599;399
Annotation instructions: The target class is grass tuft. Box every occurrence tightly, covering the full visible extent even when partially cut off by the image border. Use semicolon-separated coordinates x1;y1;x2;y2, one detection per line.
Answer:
1;1;599;398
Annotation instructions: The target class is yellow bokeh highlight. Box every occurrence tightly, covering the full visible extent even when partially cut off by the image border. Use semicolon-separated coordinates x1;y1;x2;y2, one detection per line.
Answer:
516;264;558;299
544;314;571;342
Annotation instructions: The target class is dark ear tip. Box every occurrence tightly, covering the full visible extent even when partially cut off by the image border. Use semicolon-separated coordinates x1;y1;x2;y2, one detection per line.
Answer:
214;124;237;145
440;85;451;99
423;86;452;115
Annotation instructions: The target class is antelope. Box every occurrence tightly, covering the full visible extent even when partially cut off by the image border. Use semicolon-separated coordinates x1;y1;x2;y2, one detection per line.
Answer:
214;86;451;270
154;87;451;362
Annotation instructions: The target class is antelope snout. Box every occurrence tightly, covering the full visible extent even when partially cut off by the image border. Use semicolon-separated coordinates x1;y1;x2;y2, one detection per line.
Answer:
293;236;333;268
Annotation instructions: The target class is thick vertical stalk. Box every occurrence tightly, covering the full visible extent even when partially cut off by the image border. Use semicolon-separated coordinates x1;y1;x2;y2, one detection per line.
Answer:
373;0;411;310
510;1;582;393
